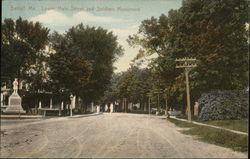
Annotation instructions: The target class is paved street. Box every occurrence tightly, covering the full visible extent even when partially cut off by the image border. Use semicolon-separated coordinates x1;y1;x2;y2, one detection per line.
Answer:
0;113;247;158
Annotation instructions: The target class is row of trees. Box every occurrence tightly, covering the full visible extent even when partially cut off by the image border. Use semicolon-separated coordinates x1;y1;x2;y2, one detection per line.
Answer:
102;66;154;110
103;0;248;112
1;0;248;113
1;18;123;111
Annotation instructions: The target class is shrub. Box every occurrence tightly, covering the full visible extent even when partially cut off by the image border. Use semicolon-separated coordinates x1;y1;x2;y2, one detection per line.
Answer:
198;90;249;121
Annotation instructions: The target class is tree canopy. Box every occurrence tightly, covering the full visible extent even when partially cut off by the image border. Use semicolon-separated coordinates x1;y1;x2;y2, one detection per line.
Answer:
1;17;50;89
49;24;123;108
126;0;248;110
1;0;248;114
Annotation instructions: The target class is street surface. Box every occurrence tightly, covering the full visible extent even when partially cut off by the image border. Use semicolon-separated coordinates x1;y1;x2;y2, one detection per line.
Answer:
0;113;247;158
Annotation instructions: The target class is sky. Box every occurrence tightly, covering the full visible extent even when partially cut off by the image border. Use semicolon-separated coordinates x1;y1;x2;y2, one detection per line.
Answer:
2;0;182;73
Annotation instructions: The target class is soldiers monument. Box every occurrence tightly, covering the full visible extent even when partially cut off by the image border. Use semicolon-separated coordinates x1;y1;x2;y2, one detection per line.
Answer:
3;78;26;113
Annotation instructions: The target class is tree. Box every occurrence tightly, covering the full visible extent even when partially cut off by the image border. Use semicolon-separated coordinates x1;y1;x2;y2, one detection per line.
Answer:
127;0;248;111
49;48;92;97
179;0;248;92
127;13;186;109
1;17;50;89
49;24;123;110
102;66;154;111
67;24;123;105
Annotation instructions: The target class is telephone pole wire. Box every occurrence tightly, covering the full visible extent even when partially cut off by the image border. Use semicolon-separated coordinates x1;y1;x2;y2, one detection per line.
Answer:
175;57;197;122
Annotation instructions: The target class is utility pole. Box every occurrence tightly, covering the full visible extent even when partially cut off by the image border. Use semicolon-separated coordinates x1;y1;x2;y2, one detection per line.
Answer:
125;98;127;113
148;97;151;115
122;98;124;112
70;94;73;117
175;57;197;122
123;98;127;113
164;88;169;118
122;98;126;112
146;93;152;116
157;93;160;113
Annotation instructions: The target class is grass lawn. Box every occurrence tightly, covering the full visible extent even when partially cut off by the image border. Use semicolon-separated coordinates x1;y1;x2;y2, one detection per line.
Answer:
176;114;199;121
176;114;248;133
129;110;149;114
168;118;248;152
200;119;248;133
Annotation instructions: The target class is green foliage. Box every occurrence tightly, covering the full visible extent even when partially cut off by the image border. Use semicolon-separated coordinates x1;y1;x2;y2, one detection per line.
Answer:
179;0;248;91
101;73;121;103
198;90;249;121
1;17;50;89
49;24;123;105
176;114;248;133
169;118;248;152
201;119;248;133
49;50;92;96
129;110;148;114
127;0;248;110
102;66;153;109
118;67;152;103
1;18;49;92
184;126;248;152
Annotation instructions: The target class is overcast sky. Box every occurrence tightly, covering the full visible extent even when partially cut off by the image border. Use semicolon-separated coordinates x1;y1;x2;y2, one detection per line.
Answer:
2;0;182;73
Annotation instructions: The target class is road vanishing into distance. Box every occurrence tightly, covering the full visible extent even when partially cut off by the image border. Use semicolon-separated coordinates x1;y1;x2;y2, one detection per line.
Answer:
0;113;247;158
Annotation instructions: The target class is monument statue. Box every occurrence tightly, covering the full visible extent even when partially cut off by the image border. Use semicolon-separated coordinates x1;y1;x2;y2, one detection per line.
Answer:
13;78;18;94
4;78;26;113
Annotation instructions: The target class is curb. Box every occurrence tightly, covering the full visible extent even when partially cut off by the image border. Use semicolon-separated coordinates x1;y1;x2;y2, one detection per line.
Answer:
169;116;248;136
69;112;103;118
0;113;103;120
0;115;43;119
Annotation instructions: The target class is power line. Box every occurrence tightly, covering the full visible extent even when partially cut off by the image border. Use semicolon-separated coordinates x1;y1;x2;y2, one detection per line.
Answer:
175;57;197;122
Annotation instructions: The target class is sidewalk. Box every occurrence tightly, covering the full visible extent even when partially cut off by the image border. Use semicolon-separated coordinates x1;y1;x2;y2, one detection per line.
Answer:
69;112;103;118
169;116;248;136
0;115;43;119
0;112;102;119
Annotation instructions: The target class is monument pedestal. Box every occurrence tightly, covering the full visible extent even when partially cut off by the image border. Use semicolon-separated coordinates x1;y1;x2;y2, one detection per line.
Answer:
3;93;26;113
